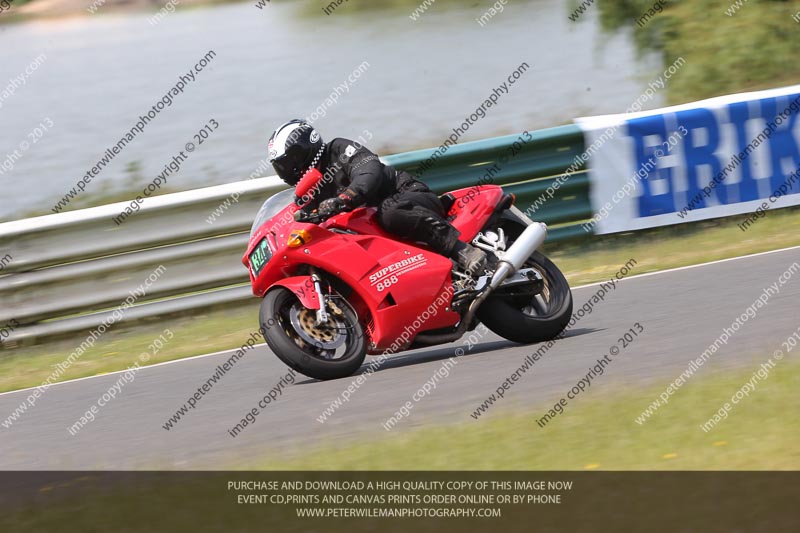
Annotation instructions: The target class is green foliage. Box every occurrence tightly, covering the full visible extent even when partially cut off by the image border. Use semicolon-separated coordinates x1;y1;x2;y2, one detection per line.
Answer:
597;0;800;103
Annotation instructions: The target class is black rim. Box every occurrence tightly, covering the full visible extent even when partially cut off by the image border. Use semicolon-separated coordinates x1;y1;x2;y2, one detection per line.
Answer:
493;255;568;319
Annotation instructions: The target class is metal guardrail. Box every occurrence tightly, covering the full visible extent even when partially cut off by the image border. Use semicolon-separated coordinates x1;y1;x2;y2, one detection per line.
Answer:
0;125;588;346
387;124;589;241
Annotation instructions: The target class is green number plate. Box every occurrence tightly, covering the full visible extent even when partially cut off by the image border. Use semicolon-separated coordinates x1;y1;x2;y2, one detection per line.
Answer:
249;239;273;277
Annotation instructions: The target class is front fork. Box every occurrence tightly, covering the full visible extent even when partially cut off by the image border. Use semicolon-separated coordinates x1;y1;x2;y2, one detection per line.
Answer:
308;268;350;327
310;271;329;324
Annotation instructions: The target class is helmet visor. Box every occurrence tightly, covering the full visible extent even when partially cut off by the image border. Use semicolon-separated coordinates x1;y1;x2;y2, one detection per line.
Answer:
271;155;299;185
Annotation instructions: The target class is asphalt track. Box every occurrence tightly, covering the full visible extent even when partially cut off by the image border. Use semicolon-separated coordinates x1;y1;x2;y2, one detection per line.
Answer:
1;247;798;469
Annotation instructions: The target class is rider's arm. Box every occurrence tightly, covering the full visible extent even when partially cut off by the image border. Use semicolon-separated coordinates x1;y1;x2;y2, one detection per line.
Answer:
330;138;385;207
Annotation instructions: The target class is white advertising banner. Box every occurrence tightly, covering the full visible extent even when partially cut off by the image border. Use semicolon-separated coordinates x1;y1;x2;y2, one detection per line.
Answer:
575;85;800;234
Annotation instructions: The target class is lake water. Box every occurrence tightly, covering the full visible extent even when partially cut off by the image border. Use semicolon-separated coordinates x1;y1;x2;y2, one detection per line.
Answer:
0;0;661;220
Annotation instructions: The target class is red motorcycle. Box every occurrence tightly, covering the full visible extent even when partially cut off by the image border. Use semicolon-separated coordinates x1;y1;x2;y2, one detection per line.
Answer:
243;169;573;380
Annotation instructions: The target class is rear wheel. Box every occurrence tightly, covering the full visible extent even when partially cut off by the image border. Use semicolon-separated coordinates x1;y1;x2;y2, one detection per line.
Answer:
477;229;572;343
260;287;366;380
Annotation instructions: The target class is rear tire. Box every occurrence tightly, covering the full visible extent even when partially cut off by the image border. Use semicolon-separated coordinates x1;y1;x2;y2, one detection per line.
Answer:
477;249;572;344
260;287;366;380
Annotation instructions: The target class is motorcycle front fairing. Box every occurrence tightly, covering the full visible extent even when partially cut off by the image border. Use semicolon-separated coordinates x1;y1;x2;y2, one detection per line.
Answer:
244;199;460;353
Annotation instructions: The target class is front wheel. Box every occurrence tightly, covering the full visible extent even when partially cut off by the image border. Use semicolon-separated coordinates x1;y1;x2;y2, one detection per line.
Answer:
260;287;366;380
477;250;573;344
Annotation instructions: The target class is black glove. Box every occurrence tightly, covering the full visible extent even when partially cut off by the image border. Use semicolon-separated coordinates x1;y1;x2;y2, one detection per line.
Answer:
318;190;357;218
318;197;346;217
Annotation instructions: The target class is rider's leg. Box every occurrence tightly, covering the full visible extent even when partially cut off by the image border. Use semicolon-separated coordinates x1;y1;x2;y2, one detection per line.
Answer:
378;189;486;274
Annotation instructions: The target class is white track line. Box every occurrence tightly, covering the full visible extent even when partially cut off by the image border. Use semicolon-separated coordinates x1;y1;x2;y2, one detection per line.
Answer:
572;244;800;289
0;344;260;399
2;244;798;399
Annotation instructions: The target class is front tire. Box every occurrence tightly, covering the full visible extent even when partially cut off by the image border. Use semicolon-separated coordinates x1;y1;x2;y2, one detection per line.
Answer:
477;249;573;344
260;287;366;380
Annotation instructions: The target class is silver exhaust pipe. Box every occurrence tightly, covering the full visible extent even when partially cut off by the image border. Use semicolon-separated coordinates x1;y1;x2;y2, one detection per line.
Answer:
490;222;547;289
412;221;547;348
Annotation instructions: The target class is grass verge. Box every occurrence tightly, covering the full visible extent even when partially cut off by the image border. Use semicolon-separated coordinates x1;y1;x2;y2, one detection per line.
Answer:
1;356;795;533
256;357;800;470
547;204;800;286
0;303;259;394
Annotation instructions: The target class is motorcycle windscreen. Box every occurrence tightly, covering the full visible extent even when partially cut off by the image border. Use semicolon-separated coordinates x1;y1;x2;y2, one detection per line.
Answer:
249;188;295;237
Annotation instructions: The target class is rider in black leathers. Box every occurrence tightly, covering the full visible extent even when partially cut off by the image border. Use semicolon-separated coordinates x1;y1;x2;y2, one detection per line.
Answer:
267;119;486;273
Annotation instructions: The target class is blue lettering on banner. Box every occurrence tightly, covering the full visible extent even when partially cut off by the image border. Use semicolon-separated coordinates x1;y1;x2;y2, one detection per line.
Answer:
626;92;800;218
728;100;758;202
628;115;674;215
760;96;800;190
676;108;726;207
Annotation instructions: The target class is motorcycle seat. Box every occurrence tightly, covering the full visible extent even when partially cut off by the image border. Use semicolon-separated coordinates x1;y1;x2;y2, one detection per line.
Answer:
439;193;456;214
